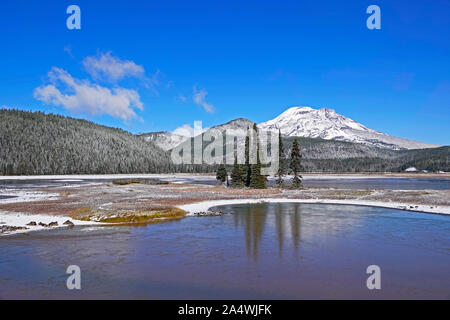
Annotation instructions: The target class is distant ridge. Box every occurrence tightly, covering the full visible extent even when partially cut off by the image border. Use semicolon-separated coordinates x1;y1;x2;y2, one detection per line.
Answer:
138;131;188;151
211;118;255;131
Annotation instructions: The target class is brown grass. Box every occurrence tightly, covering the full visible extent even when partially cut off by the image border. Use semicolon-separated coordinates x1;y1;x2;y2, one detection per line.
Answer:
72;207;186;224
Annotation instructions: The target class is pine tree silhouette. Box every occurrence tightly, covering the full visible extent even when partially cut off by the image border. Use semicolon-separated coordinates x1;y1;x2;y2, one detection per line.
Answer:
249;124;267;189
244;128;252;187
216;164;227;183
230;156;245;188
290;139;303;188
276;129;286;187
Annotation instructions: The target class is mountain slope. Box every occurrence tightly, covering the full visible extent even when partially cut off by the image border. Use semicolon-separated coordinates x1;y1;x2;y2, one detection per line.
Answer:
140;118;255;152
169;125;449;173
259;107;438;150
281;137;449;172
165;115;448;173
0;109;172;175
210;118;255;132
138;131;187;151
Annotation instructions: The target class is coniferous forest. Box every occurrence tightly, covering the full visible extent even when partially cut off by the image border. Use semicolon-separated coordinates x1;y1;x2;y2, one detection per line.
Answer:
0;109;448;175
0;109;173;175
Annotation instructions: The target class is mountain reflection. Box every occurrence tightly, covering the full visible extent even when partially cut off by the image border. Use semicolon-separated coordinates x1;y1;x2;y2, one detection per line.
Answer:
232;203;303;260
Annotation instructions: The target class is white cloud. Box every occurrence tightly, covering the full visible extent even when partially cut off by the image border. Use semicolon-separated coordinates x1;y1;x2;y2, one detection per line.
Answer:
176;94;187;103
33;67;143;121
193;87;215;113
172;123;208;137
82;52;145;83
64;45;74;57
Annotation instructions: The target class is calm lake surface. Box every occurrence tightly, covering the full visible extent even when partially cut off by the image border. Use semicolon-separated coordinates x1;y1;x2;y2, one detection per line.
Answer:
0;177;449;190
0;203;449;299
302;177;450;190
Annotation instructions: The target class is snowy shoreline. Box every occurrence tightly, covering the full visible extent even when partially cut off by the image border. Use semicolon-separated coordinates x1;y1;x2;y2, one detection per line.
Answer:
178;198;450;216
0;189;60;204
0;189;98;236
1;173;449;236
0;211;98;236
1;197;449;237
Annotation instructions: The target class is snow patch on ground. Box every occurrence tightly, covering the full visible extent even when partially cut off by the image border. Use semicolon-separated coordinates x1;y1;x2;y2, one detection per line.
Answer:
0;174;210;181
0;189;59;204
0;211;98;236
178;198;450;216
0;188;99;236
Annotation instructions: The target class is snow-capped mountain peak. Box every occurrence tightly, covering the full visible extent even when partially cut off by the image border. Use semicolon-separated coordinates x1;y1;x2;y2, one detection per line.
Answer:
140;107;438;151
259;106;372;135
258;106;438;150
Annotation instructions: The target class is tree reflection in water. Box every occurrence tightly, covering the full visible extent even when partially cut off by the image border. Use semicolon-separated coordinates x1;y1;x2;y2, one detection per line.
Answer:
230;203;303;260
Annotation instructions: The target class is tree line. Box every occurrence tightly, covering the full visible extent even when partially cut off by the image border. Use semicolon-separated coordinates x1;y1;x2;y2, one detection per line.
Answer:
216;127;304;189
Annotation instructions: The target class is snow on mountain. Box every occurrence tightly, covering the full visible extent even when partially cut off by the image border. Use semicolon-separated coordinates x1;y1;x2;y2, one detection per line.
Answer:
211;118;255;132
138;132;188;151
140;118;255;151
258;107;439;150
140;108;438;151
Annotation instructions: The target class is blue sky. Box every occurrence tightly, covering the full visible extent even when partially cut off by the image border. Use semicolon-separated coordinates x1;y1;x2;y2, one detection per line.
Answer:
0;0;449;144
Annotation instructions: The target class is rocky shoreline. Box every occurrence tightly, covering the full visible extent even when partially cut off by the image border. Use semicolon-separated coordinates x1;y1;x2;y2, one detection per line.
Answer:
0;225;28;233
0;219;75;235
192;210;235;217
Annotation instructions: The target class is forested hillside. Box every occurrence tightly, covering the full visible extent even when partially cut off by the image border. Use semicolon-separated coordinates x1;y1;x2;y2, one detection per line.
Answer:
0;109;173;175
0;109;447;175
282;137;450;172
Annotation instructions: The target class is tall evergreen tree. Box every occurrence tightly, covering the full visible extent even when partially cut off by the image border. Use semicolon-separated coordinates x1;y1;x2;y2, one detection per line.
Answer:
230;156;245;188
250;151;267;189
216;164;227;184
275;129;286;187
249;124;267;189
290;139;303;188
244;127;252;187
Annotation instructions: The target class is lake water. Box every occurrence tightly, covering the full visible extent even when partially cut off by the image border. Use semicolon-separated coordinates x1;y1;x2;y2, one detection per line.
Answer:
183;176;450;190
301;177;450;190
150;176;450;190
0;195;16;200
0;177;449;190
0;203;449;299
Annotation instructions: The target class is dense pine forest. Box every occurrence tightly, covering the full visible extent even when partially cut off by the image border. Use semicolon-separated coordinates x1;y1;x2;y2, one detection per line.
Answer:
281;137;450;173
0;109;173;175
0;109;448;175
